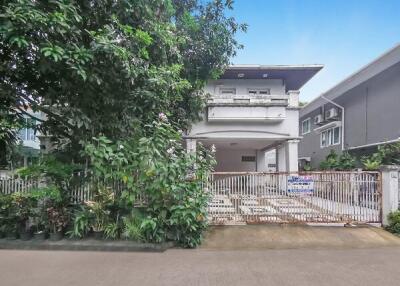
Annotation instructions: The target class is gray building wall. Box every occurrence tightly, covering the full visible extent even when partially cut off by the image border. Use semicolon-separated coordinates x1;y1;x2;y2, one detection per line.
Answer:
299;61;400;168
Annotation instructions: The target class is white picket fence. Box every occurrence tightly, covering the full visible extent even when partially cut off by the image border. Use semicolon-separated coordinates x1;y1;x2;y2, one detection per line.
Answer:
0;173;147;205
0;177;39;194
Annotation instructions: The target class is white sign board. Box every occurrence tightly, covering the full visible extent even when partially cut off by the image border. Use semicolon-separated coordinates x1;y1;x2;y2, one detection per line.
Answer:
287;176;314;195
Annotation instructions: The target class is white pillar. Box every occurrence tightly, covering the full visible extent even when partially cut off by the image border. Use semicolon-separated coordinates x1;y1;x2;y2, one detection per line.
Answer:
256;150;266;172
276;140;299;172
276;144;286;172
285;139;299;172
287;90;300;108
186;139;197;154
380;165;400;226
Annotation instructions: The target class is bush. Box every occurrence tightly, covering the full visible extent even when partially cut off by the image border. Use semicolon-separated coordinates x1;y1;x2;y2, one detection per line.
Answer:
11;192;35;233
0;194;16;236
122;213;144;241
319;150;356;171
82;114;215;247
361;142;400;170
387;211;400;234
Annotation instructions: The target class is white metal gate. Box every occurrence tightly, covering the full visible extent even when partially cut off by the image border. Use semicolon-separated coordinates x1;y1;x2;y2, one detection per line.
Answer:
206;171;381;225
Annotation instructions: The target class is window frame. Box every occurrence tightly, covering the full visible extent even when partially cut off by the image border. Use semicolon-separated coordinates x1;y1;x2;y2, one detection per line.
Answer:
247;88;271;95
219;87;236;95
18;117;37;142
320;126;341;148
301;118;311;135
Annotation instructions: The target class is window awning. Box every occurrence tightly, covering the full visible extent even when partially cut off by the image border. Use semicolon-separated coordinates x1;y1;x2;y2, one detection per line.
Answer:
314;121;341;133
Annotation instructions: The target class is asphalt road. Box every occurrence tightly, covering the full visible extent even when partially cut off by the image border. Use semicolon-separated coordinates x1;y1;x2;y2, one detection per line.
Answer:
1;247;400;286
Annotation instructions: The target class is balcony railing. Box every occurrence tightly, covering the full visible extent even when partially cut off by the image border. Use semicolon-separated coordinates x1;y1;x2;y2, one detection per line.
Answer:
207;94;289;106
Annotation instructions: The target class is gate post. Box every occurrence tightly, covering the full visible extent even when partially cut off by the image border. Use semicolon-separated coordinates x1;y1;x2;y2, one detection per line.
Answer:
380;165;400;226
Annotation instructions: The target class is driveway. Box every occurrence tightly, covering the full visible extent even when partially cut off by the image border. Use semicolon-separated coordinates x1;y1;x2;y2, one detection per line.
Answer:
201;224;400;250
1;226;400;286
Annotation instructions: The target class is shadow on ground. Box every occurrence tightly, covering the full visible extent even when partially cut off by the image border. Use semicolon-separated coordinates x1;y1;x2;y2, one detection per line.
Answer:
201;224;400;250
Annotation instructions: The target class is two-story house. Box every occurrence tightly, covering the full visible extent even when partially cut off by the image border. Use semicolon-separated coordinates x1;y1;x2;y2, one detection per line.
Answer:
299;43;400;168
186;64;323;172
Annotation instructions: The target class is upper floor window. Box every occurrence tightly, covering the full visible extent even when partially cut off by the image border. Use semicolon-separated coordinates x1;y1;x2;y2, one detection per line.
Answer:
247;88;270;95
320;127;340;148
18;118;36;141
219;87;236;95
301;118;311;135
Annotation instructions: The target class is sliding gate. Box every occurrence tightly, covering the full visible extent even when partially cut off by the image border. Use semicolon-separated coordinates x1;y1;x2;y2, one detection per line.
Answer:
206;171;381;225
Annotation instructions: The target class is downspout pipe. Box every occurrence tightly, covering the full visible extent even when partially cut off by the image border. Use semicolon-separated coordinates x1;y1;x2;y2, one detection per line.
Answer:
321;95;345;151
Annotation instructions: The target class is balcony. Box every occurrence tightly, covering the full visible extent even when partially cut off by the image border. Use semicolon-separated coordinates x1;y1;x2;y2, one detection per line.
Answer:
207;94;289;106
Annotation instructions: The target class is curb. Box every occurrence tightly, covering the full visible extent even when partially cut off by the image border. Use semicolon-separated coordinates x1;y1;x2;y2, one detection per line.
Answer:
0;238;175;252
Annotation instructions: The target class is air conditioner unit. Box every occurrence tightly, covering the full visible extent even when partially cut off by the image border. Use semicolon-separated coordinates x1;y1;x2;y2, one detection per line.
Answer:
314;114;323;124
326;108;338;119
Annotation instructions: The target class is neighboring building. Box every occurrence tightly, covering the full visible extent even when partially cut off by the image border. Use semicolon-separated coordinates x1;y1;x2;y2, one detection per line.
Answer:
299;44;400;169
1;108;43;171
186;65;323;172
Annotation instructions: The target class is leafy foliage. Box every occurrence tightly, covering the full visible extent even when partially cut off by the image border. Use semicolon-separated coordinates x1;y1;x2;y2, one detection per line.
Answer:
0;194;17;235
387;210;400;234
319;150;356;171
1;0;245;158
80;115;216;247
122;214;144;241
361;142;400;170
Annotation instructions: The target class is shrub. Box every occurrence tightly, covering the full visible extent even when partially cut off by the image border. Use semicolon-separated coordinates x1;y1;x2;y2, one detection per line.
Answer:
11;192;35;233
387;211;400;234
104;222;120;240
361;142;400;170
122;214;144;241
46;206;69;234
82;115;215;247
0;194;16;235
67;207;91;238
319;150;356;171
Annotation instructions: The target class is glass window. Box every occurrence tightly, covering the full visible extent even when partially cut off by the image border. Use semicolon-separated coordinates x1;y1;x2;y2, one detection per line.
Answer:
18;128;26;141
321;132;327;147
220;88;236;95
320;127;341;148
247;88;270;95
259;89;270;95
333;127;340;144
302;118;311;135
18;117;36;141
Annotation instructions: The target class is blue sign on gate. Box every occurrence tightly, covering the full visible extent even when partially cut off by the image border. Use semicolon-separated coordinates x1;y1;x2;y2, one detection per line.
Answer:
287;176;314;195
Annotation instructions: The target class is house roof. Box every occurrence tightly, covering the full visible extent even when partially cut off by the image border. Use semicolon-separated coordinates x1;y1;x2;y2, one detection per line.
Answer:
301;43;400;115
220;64;323;91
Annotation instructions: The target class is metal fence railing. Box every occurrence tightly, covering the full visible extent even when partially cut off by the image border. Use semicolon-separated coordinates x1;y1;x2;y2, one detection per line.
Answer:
206;171;381;225
1;171;382;224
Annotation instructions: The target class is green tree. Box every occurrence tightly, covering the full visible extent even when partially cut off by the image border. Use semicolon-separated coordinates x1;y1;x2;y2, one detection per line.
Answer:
1;0;246;158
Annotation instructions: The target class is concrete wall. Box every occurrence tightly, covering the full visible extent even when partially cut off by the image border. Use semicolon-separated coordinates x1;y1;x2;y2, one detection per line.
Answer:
205;79;285;95
215;149;257;172
299;61;400;168
189;108;299;140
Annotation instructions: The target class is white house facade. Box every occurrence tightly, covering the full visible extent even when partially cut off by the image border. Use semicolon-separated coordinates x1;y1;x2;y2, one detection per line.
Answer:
185;65;323;172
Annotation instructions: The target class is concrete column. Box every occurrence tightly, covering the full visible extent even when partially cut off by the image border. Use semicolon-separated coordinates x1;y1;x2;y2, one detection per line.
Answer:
276;144;286;172
287;90;300;107
256;150;266;172
186;139;197;154
285;139;299;172
380;165;400;226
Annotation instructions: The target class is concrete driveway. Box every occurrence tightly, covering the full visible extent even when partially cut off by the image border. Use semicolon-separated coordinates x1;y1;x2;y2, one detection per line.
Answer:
201;224;400;250
1;226;400;286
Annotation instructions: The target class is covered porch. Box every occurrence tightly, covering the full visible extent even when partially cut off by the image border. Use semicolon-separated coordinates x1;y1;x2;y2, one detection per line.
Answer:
186;138;299;172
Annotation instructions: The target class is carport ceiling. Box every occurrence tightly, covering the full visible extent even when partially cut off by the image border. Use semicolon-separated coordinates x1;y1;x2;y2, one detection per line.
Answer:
200;139;279;150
